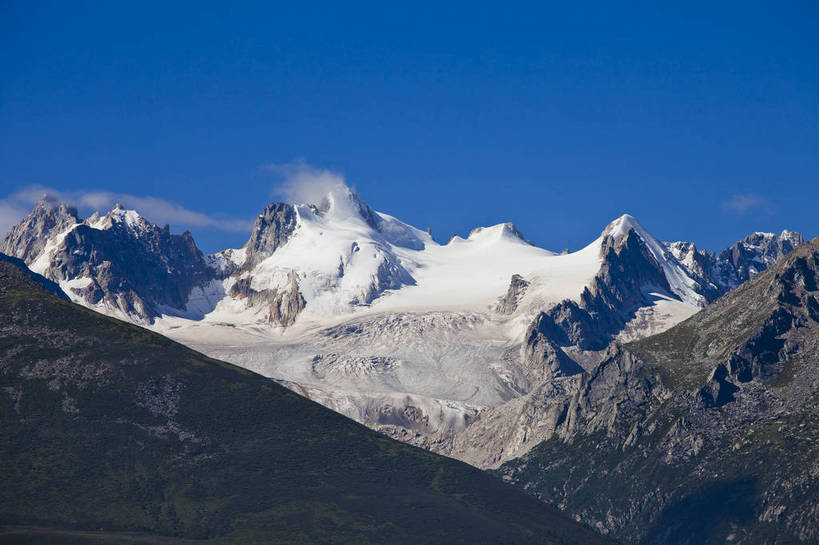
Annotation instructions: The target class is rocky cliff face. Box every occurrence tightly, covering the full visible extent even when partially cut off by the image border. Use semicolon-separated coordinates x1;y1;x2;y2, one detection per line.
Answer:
242;202;299;271
665;230;805;298
498;239;819;545
229;271;306;326
495;274;529;314
507;221;805;387
717;230;805;288
0;200;214;323
512;221;678;356
0;198;80;263
453;223;677;466
448;223;808;473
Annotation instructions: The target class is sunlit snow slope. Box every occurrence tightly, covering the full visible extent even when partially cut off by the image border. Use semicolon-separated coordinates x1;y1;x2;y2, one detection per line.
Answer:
146;187;704;446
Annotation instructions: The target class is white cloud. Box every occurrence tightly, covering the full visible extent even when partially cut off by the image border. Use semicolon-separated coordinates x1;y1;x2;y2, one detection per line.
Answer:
721;193;775;215
0;199;30;240
0;185;252;239
264;160;350;207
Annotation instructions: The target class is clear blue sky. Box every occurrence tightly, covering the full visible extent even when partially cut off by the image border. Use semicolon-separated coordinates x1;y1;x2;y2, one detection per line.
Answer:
1;1;817;253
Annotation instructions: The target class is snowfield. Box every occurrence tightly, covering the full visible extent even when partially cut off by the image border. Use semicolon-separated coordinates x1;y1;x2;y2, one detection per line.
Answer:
144;188;703;439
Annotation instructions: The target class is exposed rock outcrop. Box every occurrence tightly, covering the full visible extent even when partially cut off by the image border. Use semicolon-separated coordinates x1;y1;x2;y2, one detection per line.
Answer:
499;238;819;545
524;225;674;353
666;230;805;298
242;202;299;270
229;272;306;326
522;314;584;381
0;197;79;262
1;201;213;323
496;274;529;314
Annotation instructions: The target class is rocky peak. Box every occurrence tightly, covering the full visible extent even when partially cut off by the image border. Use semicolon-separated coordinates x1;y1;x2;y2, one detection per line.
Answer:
718;230;805;285
603;216;805;306
1;200;214;323
87;205;155;235
242;202;298;270
0;196;80;262
514;224;676;357
601;213;644;240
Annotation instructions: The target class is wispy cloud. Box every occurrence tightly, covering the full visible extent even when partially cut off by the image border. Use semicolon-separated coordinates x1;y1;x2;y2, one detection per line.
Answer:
0;199;30;240
0;185;252;238
263;160;350;206
721;193;776;215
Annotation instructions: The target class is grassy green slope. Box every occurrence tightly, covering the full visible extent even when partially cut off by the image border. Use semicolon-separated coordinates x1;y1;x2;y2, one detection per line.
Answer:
0;258;611;545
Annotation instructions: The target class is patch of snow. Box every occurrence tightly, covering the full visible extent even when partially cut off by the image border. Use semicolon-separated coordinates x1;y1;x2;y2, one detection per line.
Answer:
29;224;78;276
615;289;700;342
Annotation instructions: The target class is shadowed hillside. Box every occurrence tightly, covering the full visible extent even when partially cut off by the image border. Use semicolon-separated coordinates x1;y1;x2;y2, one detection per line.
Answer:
0;255;611;545
499;239;819;544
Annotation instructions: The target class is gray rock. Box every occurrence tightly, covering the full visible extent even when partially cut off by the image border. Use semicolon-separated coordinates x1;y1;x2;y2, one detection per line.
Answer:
496;274;529;314
242;202;299;270
0;197;79;262
1;202;213;323
229;272;306;327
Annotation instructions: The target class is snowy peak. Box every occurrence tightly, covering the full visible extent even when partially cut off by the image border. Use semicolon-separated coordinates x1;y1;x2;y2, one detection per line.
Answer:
319;185;381;230
300;186;428;250
465;223;532;246
2;189;806;337
602;213;647;241
595;214;806;307
226;188;423;326
94;204;153;232
599;214;707;306
1;199;213;324
239;187;428;272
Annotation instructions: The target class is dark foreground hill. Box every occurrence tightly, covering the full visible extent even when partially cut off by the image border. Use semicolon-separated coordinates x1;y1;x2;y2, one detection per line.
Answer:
500;239;819;544
0;255;611;545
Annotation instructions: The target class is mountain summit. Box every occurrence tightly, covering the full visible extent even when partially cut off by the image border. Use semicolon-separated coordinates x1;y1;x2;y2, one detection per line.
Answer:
1;198;213;323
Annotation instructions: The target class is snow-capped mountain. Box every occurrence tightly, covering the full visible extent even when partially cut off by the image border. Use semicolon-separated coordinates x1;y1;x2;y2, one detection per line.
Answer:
0;187;805;461
217;187;426;326
0;198;213;323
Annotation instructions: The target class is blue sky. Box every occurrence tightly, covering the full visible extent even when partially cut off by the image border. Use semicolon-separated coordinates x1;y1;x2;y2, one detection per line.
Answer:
1;1;817;253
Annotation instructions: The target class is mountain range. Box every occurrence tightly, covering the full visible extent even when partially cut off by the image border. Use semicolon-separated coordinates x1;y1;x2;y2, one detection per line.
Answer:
2;186;816;543
0;188;804;462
